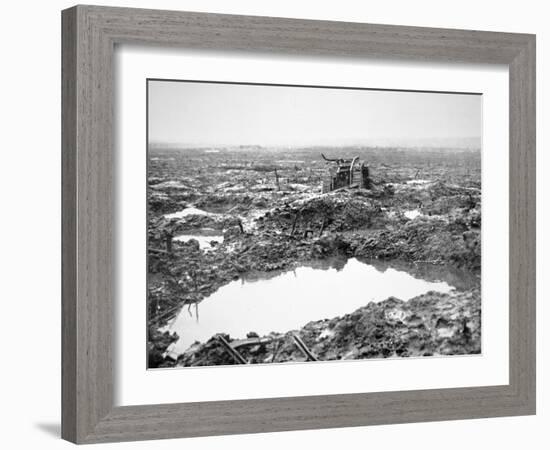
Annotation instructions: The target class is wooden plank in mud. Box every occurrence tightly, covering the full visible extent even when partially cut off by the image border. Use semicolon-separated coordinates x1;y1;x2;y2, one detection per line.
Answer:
230;337;274;349
292;333;319;362
216;335;247;364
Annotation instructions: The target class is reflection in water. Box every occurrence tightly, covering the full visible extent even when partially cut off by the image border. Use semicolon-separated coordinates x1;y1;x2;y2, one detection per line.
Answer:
363;258;480;292
164;258;472;356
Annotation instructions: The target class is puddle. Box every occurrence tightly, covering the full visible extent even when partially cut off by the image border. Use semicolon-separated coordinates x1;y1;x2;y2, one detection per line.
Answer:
163;257;464;356
174;233;223;250
164;205;265;232
151;180;189;190
406;179;431;185
404;209;422;220
164;207;214;220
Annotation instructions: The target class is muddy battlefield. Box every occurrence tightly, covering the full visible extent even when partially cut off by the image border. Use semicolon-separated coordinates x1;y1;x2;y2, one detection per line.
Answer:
147;144;481;368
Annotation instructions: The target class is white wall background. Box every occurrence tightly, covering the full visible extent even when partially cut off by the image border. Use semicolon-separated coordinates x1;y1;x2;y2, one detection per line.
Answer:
0;1;546;448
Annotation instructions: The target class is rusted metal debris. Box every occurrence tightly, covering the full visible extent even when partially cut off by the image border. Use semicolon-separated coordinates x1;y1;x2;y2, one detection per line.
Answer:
321;153;372;192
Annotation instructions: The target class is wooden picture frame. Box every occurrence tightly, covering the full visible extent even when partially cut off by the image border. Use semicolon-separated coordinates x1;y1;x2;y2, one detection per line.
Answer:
61;5;536;444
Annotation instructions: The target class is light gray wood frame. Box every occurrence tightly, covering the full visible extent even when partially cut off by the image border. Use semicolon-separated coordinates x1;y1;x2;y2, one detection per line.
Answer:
62;5;536;444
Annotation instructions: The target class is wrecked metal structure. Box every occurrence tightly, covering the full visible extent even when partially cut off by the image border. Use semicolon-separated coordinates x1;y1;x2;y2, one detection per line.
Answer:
321;153;372;193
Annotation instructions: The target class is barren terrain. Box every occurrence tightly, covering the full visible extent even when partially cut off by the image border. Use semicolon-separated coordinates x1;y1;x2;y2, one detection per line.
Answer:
147;146;481;368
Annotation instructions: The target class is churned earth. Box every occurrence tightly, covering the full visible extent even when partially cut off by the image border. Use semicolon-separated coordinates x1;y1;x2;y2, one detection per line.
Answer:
147;146;481;368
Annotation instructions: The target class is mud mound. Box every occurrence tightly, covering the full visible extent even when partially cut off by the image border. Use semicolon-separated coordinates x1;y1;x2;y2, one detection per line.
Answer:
352;216;481;270
260;190;384;236
148;192;189;215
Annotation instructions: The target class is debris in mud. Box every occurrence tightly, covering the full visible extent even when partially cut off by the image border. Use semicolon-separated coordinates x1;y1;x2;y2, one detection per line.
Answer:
147;145;482;368
174;289;481;367
321;153;372;192
148;328;179;368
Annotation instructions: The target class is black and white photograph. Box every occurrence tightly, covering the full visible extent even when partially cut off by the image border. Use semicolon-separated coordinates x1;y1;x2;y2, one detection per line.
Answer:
147;79;482;369
2;0;543;447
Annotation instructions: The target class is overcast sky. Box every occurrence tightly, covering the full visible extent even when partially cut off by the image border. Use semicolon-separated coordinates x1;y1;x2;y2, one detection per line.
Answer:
148;80;481;147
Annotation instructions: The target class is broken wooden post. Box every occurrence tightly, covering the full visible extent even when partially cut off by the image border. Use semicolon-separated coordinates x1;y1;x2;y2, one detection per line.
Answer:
271;339;283;363
349;156;359;186
230;336;273;350
164;230;173;253
362;165;372;189
292;333;319;361
148;247;170;254
216;335;247;364
318;218;326;237
290;212;299;236
190;269;199;291
274;169;280;191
